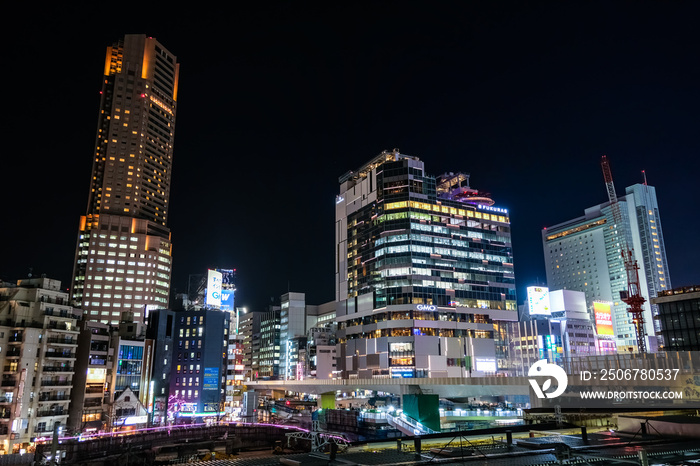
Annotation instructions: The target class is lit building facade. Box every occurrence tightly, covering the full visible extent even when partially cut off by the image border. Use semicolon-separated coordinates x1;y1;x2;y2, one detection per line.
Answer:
170;308;228;419
68;321;111;434
71;34;179;325
335;150;517;378
652;286;700;351
257;307;281;380
509;289;599;375
542;183;671;352
280;293;336;380
239;311;261;381
0;278;81;453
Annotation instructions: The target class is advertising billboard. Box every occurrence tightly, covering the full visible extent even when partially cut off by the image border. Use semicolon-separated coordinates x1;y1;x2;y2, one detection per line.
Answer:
206;269;222;308
593;301;614;336
220;289;235;311
527;286;551;316
203;367;219;391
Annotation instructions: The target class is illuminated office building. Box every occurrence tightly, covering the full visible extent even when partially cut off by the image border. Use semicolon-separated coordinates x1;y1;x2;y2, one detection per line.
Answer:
335;149;517;378
71;34;179;325
652;286;700;351
542;183;670;352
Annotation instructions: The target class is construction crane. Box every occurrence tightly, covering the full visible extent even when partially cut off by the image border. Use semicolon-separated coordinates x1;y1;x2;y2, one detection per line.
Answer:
600;156;647;353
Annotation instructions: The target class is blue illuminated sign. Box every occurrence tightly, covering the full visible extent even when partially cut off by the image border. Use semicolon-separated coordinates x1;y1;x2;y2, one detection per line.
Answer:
203;368;219;391
220;290;235;311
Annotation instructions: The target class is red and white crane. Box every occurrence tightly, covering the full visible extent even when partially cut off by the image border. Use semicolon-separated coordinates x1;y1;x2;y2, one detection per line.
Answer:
601;156;647;353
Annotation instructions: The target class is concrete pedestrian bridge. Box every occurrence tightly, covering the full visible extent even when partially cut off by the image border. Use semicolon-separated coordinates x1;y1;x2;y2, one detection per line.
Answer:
248;376;530;398
247;352;700;409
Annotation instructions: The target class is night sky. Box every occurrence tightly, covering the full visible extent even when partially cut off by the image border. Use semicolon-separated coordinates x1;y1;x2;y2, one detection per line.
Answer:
4;2;699;310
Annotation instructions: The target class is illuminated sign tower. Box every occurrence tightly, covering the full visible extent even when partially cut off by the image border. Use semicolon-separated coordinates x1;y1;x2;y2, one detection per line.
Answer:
71;34;179;325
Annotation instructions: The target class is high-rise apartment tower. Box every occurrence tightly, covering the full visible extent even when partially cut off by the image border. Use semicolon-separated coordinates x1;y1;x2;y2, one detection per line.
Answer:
71;35;179;324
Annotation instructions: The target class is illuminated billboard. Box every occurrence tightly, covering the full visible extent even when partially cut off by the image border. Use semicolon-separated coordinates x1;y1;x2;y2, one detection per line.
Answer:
593;301;614;336
220;289;235;311
527;286;551;316
206;269;222;308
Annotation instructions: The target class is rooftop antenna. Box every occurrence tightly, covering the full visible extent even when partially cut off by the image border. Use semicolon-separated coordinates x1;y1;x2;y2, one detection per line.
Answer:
642;170;648;186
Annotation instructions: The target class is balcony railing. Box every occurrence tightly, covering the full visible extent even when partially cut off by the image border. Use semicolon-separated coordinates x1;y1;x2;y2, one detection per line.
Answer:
39;296;67;305
42;366;74;373
46;322;78;332
8;335;23;343
4;349;21;357
84;399;102;408
40;380;72;387
44;309;81;320
46;337;76;345
0;379;17;387
44;351;76;359
38;395;70;402
85;386;104;394
12;321;43;329
36;410;66;418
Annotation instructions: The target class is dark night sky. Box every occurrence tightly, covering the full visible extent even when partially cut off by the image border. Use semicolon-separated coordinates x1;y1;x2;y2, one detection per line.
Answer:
3;2;699;310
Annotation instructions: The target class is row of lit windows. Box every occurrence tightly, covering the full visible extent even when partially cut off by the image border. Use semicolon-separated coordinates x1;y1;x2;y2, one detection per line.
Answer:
385;201;508;223
173;389;198;399
374;244;509;263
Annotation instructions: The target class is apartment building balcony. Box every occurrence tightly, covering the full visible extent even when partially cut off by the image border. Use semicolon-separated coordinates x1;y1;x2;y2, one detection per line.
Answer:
38;296;67;305
85;385;104;395
89;343;109;353
89;327;111;337
45;337;77;346
37;394;70;402
41;365;74;374
4;348;21;358
43;350;76;360
0;377;17;388
46;322;79;333
40;379;72;388
36;409;66;418
12;321;43;330
0;410;11;420
8;334;23;344
83;398;102;409
43;309;81;320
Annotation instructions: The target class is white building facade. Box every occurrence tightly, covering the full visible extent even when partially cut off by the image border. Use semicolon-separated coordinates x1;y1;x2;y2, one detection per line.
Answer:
542;183;671;352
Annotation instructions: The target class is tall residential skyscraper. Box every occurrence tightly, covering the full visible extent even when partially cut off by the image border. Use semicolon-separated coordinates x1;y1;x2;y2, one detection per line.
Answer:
335;150;517;379
71;34;179;325
542;183;671;352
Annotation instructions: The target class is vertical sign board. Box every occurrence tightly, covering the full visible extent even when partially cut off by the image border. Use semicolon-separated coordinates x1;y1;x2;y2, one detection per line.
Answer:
220;289;235;311
206;269;222;308
527;286;551;316
203;368;219;391
593;301;614;336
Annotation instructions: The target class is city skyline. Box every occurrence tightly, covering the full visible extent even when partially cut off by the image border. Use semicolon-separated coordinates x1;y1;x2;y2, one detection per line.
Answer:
3;3;700;310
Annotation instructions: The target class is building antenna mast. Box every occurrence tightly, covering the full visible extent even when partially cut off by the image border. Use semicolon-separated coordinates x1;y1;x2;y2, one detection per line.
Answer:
601;156;647;353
